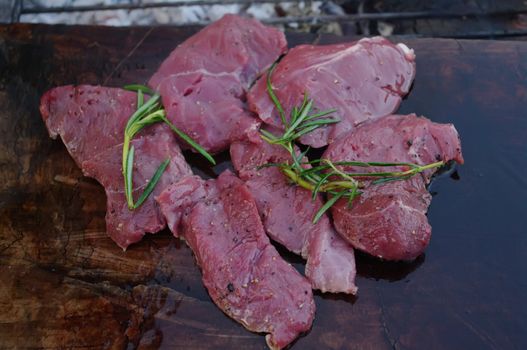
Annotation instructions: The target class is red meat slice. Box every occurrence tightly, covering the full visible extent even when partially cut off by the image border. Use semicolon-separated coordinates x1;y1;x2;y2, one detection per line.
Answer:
40;85;192;249
156;71;260;154
248;37;416;148
156;171;315;349
149;14;287;154
230;131;357;294
323;114;464;261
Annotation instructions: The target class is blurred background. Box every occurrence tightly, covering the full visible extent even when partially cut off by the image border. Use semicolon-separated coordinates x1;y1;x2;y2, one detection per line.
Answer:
2;0;527;38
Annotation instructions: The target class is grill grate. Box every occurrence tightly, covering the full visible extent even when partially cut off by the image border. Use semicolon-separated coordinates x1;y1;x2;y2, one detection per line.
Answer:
5;0;527;39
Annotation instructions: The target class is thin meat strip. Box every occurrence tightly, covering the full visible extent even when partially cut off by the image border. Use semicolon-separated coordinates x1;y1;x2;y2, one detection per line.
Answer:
40;85;192;249
149;14;287;154
157;171;315;349
323;114;464;261
248;37;416;148
230;131;357;294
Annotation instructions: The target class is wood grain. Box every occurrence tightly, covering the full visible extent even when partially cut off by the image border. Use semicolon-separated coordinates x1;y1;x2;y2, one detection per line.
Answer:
1;23;526;349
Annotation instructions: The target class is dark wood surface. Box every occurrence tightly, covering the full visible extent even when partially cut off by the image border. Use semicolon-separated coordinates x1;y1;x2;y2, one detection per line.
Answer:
1;23;526;350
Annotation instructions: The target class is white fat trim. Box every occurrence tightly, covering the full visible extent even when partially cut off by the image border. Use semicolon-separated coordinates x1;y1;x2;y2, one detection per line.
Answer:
308;43;362;72
163;68;240;80
397;43;416;61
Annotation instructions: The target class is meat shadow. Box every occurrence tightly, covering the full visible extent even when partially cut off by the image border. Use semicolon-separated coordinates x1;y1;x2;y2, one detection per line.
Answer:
355;251;425;282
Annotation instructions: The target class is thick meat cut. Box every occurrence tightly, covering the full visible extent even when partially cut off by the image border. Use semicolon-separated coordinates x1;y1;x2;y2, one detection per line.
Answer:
40;85;192;249
149;14;287;154
230;131;357;294
156;171;315;349
156;71;259;154
248;37;416;148
149;14;287;89
323;114;464;261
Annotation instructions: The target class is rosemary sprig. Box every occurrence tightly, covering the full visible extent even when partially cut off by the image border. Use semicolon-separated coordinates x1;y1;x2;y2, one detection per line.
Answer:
260;65;444;223
122;85;215;210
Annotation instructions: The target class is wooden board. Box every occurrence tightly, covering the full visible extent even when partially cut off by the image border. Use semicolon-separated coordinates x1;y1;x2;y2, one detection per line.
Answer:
1;23;526;349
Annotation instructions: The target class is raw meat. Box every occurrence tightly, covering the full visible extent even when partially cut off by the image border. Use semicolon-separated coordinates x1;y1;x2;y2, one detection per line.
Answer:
40;85;192;249
41;85;135;166
230;131;357;294
149;14;287;89
323;114;464;261
156;71;259;154
248;37;416;148
149;14;287;154
156;171;315;349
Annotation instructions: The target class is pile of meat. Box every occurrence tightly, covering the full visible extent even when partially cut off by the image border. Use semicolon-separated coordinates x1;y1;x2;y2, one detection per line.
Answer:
40;14;463;349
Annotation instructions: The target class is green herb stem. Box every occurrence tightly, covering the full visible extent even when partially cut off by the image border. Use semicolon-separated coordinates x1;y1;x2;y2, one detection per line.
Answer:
260;64;446;223
121;88;215;210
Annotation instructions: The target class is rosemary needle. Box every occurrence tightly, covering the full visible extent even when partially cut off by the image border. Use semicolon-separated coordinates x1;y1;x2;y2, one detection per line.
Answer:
134;158;170;209
313;191;345;223
260;65;444;223
125;145;135;209
266;64;287;126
